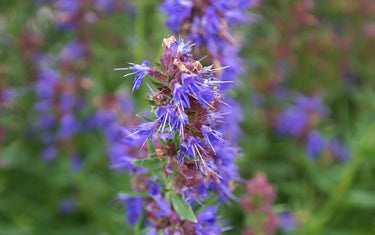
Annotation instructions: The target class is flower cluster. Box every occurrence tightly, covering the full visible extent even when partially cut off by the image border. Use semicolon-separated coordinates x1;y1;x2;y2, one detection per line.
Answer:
115;36;238;234
242;173;280;235
34;41;91;164
161;0;250;150
162;0;259;87
23;0;134;165
18;3;95;165
275;95;350;161
53;0;129;31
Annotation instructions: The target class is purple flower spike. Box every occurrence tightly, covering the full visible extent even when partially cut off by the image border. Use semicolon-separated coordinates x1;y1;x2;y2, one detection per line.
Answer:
113;36;240;234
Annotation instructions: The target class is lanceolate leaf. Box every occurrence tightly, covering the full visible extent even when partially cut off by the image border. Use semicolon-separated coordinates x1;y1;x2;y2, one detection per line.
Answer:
171;193;198;223
132;158;167;169
136;114;156;122
147;138;156;155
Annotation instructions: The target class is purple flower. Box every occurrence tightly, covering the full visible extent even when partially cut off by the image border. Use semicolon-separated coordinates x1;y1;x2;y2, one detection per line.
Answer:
327;139;350;161
195;206;224;235
129;121;159;146
178;143;189;165
0;88;19;104
58;198;76;214
60;91;75;112
70;154;83;171
60;40;86;62
114;60;151;91
201;125;224;152
276;107;309;136
54;0;81;14
60;113;80;139
279;211;297;231
117;194;144;225
147;180;172;216
173;82;191;108
42;146;58;162
306;131;326;159
181;73;215;108
295;96;329;117
276;96;328;136
162;0;193;32
39;115;56;130
94;0;115;12
36;69;59;99
186;137;208;162
306;131;350;161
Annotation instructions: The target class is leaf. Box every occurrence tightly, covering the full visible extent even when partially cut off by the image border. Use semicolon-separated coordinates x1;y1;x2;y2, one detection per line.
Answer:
166;171;176;188
158;136;168;148
171;194;198;223
150;168;165;182
147;138;156;155
136;114;155;122
1;140;24;164
132;158;167;169
150;77;170;88
118;191;148;197
146;99;157;106
155;62;163;70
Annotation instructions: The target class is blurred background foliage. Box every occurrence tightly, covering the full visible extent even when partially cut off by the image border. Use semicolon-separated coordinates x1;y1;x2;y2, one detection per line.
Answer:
0;0;375;234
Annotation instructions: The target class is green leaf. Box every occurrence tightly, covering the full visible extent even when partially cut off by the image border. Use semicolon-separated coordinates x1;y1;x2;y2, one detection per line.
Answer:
158;136;168;148
150;77;170;88
171;194;197;223
132;158;167;169
151;168;165;182
118;191;148;197
166;171;176;188
155;62;163;70
136;114;155;122
147;138;156;155
1;140;24;164
146;99;157;106
196;194;218;214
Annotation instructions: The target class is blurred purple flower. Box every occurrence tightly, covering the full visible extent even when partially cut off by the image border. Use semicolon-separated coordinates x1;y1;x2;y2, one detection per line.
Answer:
162;0;193;32
306;131;326;159
279;211;297;231
58;198;76;214
60;40;86;62
42;146;58;162
60;113;80;139
70;154;83;171
327;139;350;161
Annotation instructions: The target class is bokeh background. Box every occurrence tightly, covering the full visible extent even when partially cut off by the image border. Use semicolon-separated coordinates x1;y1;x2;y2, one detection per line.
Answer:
1;0;375;234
